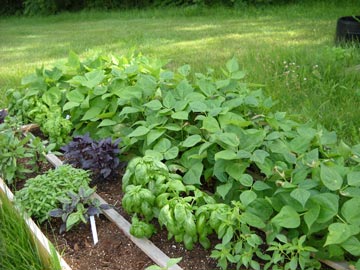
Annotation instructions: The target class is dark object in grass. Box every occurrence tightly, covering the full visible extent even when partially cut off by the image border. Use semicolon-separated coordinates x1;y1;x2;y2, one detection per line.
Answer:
336;16;360;43
61;133;123;183
0;109;8;124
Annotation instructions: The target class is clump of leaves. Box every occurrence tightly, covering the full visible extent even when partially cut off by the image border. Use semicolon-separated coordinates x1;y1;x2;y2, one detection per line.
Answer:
15;165;91;223
0;116;55;184
49;186;111;233
61;133;122;182
0;109;7;124
130;215;156;239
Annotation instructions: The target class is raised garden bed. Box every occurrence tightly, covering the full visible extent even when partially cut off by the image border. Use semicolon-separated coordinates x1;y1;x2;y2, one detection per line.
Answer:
2;52;360;270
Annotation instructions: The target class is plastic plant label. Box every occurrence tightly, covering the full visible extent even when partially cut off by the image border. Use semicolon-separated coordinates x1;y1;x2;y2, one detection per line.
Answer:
90;215;98;245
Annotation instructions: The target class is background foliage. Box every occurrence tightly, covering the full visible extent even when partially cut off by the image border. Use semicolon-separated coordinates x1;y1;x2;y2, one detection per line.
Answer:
0;0;335;16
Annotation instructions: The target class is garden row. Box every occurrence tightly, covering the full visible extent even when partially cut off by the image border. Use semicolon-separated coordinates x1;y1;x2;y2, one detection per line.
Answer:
2;52;360;270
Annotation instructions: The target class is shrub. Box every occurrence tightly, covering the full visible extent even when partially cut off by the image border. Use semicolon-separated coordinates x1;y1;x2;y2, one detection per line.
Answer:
15;165;91;222
61;133;122;182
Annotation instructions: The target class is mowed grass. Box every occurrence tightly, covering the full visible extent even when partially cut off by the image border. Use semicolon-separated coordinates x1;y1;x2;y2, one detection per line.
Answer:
1;1;360;143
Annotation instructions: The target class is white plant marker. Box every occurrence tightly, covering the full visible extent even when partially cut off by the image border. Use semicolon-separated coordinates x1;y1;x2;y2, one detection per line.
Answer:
90;215;98;245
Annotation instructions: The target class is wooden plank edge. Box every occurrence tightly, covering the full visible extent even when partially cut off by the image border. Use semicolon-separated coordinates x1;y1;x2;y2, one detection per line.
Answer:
0;177;72;270
319;259;354;270
45;153;184;270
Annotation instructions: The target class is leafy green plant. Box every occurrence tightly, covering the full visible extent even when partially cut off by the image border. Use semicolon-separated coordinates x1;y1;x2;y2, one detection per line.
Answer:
15;165;91;223
0;117;55;185
145;257;182;270
130;215;156;238
49;186;111;233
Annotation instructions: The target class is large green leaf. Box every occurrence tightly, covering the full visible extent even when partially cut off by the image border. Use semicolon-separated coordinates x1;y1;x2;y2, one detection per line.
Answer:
320;164;343;191
163;92;177;109
144;100;163;111
304;204;320;231
182;135;202;148
197;79;216;97
171;111;188;120
290;188;311;208
347;171;360;187
216;181;234;200
215;150;238;160
128;126;150;137
66;89;85;103
42;87;61;106
310;193;338;223
154;138;171;153
271;206;300;229
341;236;360;256
215;133;240;148
341;197;360;226
183;162;203;185
324;223;352;246
146;129;166;146
81;106;103;121
251;150;269;164
241;212;265;229
189;101;207;113
202;116;221;133
218;112;251;128
83;70;105;88
226;57;239;73
240;190;257;207
164;146;179;160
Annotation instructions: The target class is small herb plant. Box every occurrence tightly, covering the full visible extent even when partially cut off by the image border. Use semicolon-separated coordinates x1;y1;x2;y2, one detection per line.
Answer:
0;116;55;185
49;186;111;233
15;165;91;223
61;133;122;182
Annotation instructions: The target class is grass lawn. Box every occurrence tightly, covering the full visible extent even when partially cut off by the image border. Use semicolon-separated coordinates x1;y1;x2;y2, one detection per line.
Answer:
0;1;359;143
